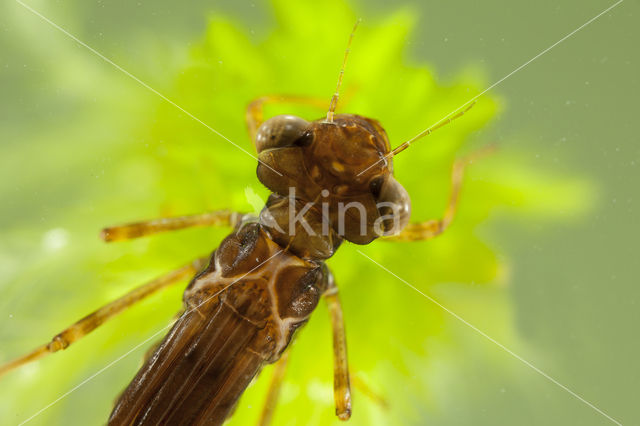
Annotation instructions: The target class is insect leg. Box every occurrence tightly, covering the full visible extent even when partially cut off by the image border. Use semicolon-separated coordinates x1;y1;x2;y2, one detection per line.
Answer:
384;148;492;242
246;95;327;143
324;280;352;421
101;210;243;242
0;257;207;378
256;350;291;426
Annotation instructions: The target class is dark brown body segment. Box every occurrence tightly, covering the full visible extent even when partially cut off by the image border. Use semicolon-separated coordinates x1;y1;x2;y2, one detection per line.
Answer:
109;223;326;425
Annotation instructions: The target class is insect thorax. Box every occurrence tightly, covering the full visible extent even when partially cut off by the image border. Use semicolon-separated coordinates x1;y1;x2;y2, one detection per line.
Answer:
183;223;328;361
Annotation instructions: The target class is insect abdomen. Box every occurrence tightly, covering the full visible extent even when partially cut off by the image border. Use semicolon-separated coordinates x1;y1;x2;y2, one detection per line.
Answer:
108;297;267;425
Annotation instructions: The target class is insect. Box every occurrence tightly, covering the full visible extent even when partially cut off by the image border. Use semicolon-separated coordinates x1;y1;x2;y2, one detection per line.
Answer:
0;21;477;425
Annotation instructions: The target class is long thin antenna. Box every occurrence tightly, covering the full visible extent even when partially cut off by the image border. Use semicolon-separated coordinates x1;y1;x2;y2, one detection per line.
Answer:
356;102;476;176
391;101;476;156
326;18;362;123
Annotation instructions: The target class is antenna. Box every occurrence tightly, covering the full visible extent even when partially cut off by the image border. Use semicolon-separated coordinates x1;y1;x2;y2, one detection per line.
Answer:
326;18;361;123
356;102;476;177
391;102;476;156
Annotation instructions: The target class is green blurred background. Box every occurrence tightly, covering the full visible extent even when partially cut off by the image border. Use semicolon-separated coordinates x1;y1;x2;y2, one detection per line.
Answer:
0;0;637;425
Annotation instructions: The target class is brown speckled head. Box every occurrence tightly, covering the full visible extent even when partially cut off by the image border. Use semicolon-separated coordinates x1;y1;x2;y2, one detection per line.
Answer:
303;114;393;193
255;113;411;248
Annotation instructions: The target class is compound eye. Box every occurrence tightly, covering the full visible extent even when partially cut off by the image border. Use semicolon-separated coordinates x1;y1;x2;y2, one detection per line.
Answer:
255;115;310;153
293;129;314;147
375;176;411;236
368;175;385;198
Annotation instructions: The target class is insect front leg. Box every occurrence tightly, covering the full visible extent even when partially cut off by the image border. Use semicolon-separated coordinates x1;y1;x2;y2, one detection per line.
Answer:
384;148;492;242
323;274;352;421
0;257;207;378
101;210;243;242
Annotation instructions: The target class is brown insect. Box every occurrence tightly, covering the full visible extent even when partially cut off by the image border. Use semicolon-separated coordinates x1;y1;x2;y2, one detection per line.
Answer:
0;22;476;425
